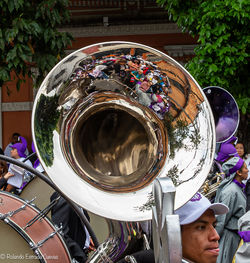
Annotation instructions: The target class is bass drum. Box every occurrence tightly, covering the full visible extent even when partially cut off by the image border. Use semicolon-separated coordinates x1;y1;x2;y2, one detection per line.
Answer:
0;191;71;263
20;175;54;218
20;175;109;243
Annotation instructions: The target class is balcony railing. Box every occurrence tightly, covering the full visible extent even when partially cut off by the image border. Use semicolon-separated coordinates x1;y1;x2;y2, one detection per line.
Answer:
69;0;160;10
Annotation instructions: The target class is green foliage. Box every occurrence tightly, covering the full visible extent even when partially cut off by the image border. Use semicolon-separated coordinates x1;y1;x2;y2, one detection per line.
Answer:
157;0;250;113
0;0;73;90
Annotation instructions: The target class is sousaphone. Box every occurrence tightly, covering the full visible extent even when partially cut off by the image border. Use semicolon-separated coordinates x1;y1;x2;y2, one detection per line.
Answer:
203;86;239;144
32;42;216;260
201;86;240;199
32;41;216;220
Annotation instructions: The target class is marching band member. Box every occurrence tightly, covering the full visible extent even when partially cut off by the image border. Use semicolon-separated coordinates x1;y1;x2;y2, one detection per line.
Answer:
5;142;32;192
50;192;91;263
214;157;248;263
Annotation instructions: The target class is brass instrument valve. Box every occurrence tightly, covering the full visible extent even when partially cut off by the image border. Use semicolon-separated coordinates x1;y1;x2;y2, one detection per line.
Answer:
203;181;210;194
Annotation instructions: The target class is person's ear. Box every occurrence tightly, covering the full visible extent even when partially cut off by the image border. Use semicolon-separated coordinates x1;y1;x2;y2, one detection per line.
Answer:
236;169;242;177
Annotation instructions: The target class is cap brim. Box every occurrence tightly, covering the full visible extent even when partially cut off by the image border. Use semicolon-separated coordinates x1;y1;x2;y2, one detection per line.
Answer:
209;203;229;215
181;203;228;225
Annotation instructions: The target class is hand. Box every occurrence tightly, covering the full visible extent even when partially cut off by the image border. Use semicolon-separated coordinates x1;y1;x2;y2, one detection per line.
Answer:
4;172;14;180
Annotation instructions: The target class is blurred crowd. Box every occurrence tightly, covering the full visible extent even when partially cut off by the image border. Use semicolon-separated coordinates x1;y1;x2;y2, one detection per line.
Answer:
69;53;172;120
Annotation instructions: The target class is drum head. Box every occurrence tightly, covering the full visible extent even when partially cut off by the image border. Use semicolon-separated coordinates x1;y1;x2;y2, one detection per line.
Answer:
0;220;39;262
20;176;54;218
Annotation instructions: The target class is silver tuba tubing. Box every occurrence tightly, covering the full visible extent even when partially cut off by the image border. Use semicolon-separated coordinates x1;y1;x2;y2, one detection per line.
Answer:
32;41;216;261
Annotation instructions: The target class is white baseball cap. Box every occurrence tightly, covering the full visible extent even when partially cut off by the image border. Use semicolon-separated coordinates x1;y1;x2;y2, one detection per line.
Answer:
175;192;229;225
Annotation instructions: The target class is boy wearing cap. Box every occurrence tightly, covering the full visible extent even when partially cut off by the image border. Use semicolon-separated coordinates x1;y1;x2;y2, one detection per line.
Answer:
4;132;20;157
117;192;228;263
5;142;32;192
4;133;29;158
178;192;228;263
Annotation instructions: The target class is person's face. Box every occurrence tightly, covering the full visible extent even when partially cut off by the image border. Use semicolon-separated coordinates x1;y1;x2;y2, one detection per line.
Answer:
12;135;19;144
235;143;245;158
10;148;19;159
181;209;220;263
237;162;249;180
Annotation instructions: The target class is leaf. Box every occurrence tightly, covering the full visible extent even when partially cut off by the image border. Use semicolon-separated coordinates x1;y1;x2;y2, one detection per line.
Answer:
17;34;24;42
16;78;22;91
44;28;50;43
0;68;10;81
13;57;20;68
0;40;4;50
0;29;4;50
6;46;17;62
30;21;41;35
218;24;226;35
228;68;234;75
8;0;14;12
242;106;246;114
51;39;55;49
225;56;231;65
14;0;21;10
208;64;218;73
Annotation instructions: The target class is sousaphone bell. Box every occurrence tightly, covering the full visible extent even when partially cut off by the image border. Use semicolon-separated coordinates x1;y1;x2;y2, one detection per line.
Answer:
32;41;216;261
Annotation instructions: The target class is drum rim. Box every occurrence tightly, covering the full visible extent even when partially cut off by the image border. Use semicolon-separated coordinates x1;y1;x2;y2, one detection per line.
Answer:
0;190;72;262
1;217;45;263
